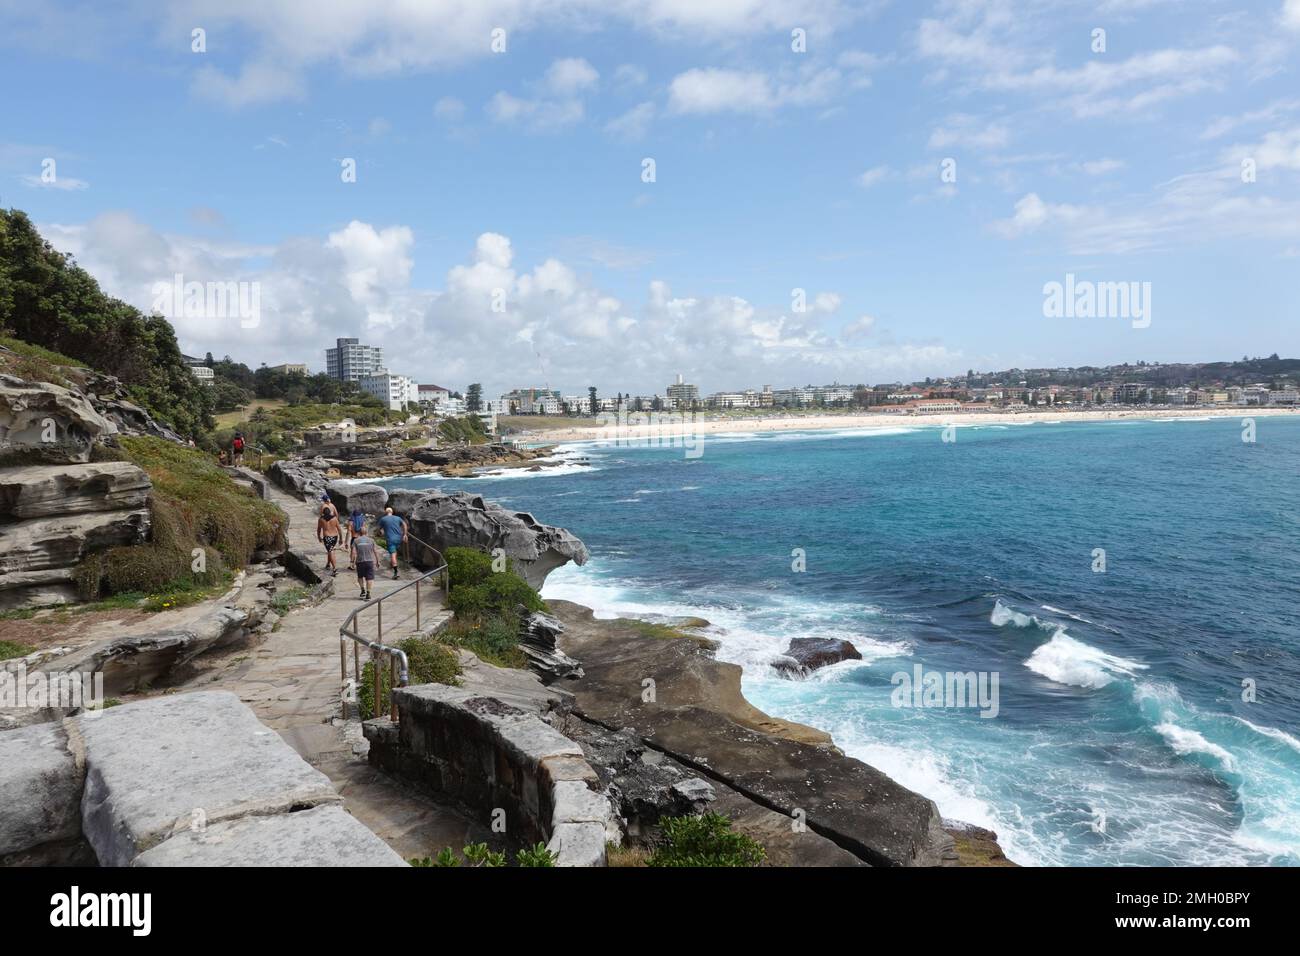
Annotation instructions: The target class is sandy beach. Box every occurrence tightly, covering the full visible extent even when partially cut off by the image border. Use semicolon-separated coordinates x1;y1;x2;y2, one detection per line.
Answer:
511;406;1299;444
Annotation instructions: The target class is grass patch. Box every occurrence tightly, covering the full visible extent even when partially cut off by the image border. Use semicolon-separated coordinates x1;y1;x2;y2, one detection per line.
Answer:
498;415;594;432
606;843;651;868
646;813;766;867
0;336;84;388
270;586;311;615
436;546;545;669
73;436;285;604
0;640;35;661
0;608;39;621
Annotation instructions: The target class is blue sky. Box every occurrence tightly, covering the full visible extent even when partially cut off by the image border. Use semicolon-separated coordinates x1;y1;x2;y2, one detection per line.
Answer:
2;0;1299;396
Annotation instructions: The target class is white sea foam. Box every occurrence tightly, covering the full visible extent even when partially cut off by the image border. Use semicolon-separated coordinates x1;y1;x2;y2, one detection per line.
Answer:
1023;632;1147;689
1153;722;1239;774
1231;716;1300;755
990;599;1036;628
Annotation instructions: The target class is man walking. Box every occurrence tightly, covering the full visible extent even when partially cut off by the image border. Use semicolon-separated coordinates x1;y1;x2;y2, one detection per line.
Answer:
316;504;342;577
231;432;245;466
376;507;407;580
345;506;366;570
350;530;378;600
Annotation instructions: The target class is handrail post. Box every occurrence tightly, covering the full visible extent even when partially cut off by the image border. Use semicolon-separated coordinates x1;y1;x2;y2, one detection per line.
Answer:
377;602;383;645
415;578;421;630
372;647;382;724
390;655;398;722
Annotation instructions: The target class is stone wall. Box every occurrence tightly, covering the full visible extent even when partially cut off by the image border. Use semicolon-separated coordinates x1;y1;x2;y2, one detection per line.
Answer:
364;683;609;866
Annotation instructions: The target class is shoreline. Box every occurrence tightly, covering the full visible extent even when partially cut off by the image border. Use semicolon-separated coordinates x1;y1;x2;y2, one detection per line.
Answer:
511;406;1298;444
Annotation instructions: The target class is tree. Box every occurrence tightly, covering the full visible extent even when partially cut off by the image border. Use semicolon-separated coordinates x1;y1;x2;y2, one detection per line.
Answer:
588;386;598;414
466;383;482;412
0;208;211;437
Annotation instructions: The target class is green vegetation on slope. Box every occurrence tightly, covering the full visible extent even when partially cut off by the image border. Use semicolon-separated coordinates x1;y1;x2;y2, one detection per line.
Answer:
74;436;286;602
0;208;211;438
437;415;488;445
646;813;766;867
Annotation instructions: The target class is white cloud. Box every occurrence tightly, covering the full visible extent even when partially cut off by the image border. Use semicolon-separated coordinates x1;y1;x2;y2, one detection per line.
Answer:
667;64;848;115
857;164;891;187
1079;158;1125;176
991;193;1086;239
192;62;305;109
1284;0;1300;30
928;115;1009;151
21;173;89;191
606;102;656;140
35;210;962;393
544;57;599;95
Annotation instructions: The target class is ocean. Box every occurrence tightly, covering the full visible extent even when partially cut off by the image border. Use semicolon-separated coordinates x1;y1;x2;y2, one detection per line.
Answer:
380;416;1300;866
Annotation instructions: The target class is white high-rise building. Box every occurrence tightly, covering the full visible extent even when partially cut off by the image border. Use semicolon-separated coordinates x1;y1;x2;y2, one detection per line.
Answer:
326;337;385;383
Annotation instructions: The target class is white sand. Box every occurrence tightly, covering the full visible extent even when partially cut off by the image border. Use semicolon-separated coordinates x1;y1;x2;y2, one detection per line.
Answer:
517;406;1298;444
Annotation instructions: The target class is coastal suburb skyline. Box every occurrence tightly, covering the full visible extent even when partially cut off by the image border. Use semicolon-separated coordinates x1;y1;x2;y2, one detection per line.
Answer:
3;1;1300;396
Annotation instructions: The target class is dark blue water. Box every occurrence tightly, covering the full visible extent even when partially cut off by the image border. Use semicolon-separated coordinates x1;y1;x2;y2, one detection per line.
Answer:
382;416;1300;865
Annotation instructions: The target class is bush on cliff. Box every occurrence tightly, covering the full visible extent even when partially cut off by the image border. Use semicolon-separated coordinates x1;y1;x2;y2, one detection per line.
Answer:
0;208;212;439
74;436;286;601
646;813;766;868
439;546;545;668
357;635;462;720
437;415;487;445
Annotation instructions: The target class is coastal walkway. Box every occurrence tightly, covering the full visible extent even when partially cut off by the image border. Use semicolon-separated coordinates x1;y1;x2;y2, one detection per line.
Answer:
189;482;486;860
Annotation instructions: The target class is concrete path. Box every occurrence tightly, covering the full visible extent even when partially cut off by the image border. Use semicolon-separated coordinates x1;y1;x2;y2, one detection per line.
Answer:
191;482;488;860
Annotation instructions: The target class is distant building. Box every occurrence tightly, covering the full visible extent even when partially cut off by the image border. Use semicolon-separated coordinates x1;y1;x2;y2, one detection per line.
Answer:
1111;383;1150;403
358;369;417;411
1271;388;1299;405
189;365;214;386
473;408;497;434
325;337;384;383
417;384;452;407
667;374;699;409
500;388;561;415
268;363;307;375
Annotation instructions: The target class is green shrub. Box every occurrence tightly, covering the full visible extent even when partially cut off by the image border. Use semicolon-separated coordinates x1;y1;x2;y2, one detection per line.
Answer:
446;571;545;619
356;636;462;720
515;843;558;867
646;813;766;868
445;546;496;591
436;615;526;669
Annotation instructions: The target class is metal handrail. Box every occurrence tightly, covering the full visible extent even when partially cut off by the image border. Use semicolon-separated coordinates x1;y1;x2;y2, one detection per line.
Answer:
338;528;447;723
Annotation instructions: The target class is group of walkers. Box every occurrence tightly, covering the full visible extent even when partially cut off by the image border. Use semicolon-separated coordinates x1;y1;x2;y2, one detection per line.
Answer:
315;497;408;601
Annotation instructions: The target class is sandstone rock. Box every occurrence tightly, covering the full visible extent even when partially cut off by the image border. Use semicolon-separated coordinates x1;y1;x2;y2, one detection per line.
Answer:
550;600;950;867
267;458;329;500
385;487;438;518
402;490;588;588
773;637;863;678
0;508;150;577
133;804;405;867
0;374;114;464
75;691;341;866
47;606;249;697
518;609;584;680
326;480;388;518
0;721;84;860
0;462;151;519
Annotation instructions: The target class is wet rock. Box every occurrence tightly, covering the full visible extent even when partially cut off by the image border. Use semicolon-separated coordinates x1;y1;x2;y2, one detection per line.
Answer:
772;637;863;678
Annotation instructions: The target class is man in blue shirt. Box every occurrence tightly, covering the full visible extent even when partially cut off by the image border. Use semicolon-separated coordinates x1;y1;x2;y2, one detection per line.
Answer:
376;507;407;580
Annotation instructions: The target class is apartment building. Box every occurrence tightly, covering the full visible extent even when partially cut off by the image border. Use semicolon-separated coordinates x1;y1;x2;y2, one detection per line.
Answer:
358;369;418;411
325;337;384;383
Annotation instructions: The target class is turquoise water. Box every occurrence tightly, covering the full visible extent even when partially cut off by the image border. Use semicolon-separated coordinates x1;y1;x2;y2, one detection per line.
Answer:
382;416;1300;866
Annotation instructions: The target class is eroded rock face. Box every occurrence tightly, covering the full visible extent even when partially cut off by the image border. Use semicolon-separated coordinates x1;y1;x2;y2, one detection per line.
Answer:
773;637;863;678
0;462;151;519
0;509;150;610
398;490;588;589
0;374;114;464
